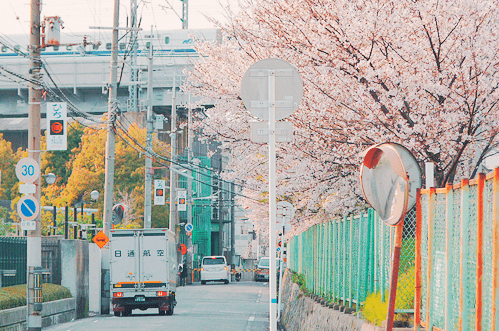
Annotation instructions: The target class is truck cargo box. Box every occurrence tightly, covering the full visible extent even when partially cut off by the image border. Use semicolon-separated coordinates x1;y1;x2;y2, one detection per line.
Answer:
109;228;177;316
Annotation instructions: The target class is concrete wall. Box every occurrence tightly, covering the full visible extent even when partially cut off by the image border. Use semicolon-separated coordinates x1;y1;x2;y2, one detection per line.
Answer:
60;240;89;319
280;269;388;331
88;243;101;316
0;298;76;331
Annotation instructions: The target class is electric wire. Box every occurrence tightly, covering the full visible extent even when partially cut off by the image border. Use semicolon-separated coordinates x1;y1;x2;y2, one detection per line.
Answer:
114;116;259;201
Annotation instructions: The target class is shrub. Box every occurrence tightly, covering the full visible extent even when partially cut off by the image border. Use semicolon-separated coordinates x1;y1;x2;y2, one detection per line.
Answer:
0;283;72;310
361;265;415;326
362;291;387;326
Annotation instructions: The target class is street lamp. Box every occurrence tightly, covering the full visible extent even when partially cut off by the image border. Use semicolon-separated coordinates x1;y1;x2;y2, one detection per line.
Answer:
90;190;100;201
44;173;57;185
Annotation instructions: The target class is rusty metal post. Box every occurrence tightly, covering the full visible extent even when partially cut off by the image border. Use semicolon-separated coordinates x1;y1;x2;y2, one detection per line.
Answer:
459;179;470;330
476;173;485;330
385;218;405;331
414;189;422;331
492;168;499;331
425;188;436;330
444;184;455;330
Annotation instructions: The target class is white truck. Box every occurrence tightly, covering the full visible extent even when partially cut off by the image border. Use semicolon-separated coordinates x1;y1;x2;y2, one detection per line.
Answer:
109;228;177;316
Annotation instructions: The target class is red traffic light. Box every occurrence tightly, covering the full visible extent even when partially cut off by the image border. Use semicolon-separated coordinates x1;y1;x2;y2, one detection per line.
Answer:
156;189;164;196
50;120;64;135
50;120;64;136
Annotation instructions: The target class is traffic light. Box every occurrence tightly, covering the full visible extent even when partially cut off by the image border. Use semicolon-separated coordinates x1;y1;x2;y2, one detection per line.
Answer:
177;190;187;211
49;120;64;135
154;180;165;205
112;204;126;225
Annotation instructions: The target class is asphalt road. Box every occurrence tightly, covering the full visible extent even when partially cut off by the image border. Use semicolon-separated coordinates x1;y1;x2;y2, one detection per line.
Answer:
45;281;271;331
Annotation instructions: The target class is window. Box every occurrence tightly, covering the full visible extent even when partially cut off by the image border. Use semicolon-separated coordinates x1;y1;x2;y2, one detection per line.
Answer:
164;36;170;44
53;46;59;51
145;42;150;49
258;258;270;267
1;46;7;52
14;45;20;52
66;45;72;51
202;257;226;266
93;44;99;50
106;43;112;50
119;43;125;50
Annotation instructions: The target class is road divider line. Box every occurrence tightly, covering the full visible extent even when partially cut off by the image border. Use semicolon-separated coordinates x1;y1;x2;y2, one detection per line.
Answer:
248;315;255;322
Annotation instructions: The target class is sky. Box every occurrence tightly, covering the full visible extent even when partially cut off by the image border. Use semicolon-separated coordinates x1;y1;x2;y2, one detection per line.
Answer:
0;0;239;37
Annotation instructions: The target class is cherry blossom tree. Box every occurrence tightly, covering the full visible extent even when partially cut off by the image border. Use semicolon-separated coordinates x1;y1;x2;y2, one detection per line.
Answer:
186;0;499;231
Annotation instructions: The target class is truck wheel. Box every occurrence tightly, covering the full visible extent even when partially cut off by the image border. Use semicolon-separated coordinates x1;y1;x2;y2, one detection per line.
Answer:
235;273;241;282
114;311;120;317
166;298;174;315
159;309;166;316
224;279;229;284
201;280;206;285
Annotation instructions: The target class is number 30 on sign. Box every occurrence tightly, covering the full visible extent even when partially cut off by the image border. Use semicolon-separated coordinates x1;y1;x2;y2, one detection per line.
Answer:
15;157;40;184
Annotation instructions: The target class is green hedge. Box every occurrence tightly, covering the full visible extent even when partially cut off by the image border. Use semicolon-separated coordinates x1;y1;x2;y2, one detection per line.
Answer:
0;283;72;310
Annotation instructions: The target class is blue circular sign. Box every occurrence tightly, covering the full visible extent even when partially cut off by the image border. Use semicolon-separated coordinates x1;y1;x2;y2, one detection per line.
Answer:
185;223;193;232
17;195;40;221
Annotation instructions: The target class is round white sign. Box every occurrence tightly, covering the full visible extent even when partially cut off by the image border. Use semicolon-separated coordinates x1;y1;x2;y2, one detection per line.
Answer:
15;157;40;184
241;58;303;121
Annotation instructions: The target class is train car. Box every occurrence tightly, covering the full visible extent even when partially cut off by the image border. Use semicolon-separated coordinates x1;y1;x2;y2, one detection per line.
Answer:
0;28;222;58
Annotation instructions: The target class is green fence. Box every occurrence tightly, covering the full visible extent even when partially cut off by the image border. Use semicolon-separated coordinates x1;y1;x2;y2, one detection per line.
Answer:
0;237;27;287
288;208;416;311
416;171;499;330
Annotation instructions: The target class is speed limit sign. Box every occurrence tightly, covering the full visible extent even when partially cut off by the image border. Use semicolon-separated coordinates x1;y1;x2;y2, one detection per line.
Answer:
15;157;40;184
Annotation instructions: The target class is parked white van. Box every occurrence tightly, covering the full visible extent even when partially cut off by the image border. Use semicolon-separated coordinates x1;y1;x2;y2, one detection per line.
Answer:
200;256;229;284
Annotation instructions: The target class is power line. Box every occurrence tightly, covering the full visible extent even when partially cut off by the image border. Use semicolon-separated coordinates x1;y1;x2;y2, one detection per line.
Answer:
114;117;259;201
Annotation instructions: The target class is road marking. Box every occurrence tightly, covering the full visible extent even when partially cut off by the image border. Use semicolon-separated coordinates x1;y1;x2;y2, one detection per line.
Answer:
248;315;255;321
256;289;262;303
93;320;99;322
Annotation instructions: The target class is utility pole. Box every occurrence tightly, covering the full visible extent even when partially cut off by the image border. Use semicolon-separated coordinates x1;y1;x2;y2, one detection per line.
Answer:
27;0;42;328
230;182;235;269
186;96;193;280
144;26;153;229
102;0;120;315
168;77;177;232
181;0;188;29
128;0;139;112
217;162;223;255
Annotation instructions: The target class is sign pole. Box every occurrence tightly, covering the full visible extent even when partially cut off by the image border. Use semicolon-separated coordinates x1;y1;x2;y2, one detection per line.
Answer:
269;70;277;331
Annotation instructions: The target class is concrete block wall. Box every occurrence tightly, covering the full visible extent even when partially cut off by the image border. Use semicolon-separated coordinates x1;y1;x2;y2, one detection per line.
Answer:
280;269;375;331
0;298;76;331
